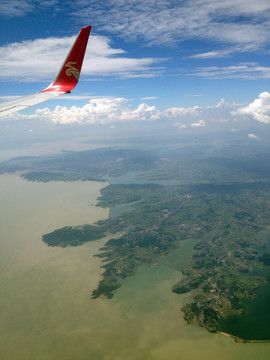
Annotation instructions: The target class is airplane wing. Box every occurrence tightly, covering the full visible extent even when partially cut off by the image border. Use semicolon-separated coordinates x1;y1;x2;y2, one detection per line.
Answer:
0;26;91;118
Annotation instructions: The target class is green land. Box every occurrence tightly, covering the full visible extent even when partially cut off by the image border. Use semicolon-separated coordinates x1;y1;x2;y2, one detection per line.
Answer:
3;132;270;341
42;181;270;341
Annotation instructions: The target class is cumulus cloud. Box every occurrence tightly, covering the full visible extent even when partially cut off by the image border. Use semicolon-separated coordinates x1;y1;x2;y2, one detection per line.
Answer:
26;97;161;124
235;92;270;123
15;97;201;125
0;34;164;83
248;133;260;140
163;106;199;118
12;96;231;126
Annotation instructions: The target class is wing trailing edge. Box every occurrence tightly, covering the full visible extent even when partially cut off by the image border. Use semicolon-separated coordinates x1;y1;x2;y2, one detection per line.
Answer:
0;26;91;118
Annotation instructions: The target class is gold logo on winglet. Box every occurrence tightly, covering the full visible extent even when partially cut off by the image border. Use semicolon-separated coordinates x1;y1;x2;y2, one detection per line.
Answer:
65;62;80;80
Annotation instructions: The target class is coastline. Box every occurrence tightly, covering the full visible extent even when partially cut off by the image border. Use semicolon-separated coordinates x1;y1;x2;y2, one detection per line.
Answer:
219;331;270;343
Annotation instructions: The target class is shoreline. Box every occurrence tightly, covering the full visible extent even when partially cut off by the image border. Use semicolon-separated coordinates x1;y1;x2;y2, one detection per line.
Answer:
218;331;270;343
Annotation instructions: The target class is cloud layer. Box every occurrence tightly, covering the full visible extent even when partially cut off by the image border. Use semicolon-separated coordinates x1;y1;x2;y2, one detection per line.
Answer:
0;0;57;17
3;1;270;56
24;92;270;127
14;96;230;126
6;90;270;131
24;98;163;124
74;0;270;53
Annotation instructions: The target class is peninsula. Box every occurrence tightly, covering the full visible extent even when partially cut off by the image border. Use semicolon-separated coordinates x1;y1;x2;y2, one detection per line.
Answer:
43;181;270;340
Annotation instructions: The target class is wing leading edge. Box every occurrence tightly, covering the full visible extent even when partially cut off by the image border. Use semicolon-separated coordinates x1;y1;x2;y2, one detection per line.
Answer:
0;26;91;118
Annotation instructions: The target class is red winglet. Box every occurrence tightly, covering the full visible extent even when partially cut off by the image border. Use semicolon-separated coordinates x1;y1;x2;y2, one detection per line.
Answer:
43;26;91;93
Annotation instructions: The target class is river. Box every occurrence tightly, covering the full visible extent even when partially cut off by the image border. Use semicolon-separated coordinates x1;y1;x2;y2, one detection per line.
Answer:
0;174;270;359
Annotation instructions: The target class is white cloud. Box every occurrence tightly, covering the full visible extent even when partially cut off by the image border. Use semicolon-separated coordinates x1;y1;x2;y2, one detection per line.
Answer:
189;63;270;80
0;34;164;83
248;133;260;140
215;99;226;108
163;106;199;118
24;97;161;124
11;97;233;126
174;122;187;129
190;50;233;59
140;97;159;101
235;92;270;123
184;94;205;98
190;119;206;127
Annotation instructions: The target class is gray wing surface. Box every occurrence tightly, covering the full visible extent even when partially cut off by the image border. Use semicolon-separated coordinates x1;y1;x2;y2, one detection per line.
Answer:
0;91;64;117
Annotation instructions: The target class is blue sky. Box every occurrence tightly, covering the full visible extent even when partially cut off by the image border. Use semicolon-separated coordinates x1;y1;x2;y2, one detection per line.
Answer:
1;0;270;128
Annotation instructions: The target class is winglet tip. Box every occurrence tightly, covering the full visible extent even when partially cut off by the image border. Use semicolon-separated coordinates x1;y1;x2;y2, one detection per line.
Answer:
81;25;92;35
43;25;91;93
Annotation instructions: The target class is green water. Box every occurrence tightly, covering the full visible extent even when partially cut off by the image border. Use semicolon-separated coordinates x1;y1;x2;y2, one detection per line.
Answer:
213;230;270;340
1;175;270;359
159;238;200;272
110;202;135;218
219;285;270;341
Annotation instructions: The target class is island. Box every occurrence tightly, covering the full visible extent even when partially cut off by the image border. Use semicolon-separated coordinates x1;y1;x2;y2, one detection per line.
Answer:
43;224;107;247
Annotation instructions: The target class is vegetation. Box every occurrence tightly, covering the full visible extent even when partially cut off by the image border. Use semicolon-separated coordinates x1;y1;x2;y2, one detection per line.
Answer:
42;181;270;337
3;132;270;340
43;225;107;247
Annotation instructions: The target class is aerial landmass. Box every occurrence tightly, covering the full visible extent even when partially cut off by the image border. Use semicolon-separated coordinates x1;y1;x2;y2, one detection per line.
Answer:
2;132;270;341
